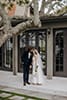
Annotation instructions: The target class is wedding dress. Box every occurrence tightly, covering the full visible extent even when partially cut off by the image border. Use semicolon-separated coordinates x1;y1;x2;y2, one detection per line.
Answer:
32;52;44;84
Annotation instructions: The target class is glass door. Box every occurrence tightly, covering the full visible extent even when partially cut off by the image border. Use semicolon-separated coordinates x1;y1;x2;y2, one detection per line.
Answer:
54;29;66;77
3;38;12;71
0;47;2;67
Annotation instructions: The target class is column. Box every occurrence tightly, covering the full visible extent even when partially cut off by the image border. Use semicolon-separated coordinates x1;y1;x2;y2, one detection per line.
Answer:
47;28;53;79
13;35;18;75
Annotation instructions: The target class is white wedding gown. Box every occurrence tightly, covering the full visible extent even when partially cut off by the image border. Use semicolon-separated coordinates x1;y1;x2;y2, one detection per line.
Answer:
32;53;44;84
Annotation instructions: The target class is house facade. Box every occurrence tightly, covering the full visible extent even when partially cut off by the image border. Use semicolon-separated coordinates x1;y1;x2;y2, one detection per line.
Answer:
0;16;67;79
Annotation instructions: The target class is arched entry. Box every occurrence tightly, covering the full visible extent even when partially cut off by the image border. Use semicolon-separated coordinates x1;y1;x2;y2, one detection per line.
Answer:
18;29;47;74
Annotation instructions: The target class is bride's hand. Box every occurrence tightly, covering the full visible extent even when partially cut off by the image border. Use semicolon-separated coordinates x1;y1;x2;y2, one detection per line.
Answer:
29;65;32;69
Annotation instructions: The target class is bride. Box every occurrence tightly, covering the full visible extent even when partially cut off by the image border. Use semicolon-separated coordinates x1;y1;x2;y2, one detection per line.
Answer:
31;48;44;85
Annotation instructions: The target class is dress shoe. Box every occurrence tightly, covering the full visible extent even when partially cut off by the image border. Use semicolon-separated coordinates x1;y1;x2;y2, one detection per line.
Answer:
24;83;26;86
26;82;30;85
37;83;42;85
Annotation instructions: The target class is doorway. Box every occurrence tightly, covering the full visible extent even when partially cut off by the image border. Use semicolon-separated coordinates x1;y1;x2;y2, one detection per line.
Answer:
0;47;2;67
54;28;67;77
19;29;47;74
2;38;13;71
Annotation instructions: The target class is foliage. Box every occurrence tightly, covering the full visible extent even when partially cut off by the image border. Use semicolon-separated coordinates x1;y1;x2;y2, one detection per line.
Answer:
0;0;67;47
16;0;29;5
0;0;67;16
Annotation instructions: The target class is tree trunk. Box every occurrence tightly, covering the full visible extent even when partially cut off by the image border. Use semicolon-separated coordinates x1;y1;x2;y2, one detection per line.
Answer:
33;0;41;27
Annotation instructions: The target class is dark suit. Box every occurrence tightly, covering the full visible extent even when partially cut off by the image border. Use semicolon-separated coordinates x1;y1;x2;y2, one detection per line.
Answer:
22;49;32;84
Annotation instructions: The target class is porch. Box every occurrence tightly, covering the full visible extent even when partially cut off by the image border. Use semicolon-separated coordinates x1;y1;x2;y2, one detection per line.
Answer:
0;70;67;100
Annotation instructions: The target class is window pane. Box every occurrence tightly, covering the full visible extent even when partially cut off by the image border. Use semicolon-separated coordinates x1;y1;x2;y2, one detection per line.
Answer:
55;31;64;72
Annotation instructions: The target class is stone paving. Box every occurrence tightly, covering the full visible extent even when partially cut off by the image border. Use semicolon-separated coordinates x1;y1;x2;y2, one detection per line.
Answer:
0;87;67;100
0;71;67;100
0;90;44;100
0;93;11;97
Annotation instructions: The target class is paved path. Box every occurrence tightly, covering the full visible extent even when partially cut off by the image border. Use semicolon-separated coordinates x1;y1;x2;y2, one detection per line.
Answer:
0;86;44;100
0;70;67;100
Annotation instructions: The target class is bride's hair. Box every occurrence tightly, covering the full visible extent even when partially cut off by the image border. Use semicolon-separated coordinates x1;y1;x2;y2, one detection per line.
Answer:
34;49;38;55
35;51;37;55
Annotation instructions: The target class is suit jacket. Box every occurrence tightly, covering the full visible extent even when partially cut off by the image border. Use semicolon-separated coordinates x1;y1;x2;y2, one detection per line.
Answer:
22;49;33;67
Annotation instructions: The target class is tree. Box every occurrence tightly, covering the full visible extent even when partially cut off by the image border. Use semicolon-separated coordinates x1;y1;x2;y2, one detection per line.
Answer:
0;0;67;47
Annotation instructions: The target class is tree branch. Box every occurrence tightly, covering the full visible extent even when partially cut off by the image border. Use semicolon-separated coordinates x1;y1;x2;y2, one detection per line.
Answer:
11;20;34;35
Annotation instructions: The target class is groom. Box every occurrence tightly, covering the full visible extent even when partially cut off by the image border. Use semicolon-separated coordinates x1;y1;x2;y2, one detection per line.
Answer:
22;47;32;86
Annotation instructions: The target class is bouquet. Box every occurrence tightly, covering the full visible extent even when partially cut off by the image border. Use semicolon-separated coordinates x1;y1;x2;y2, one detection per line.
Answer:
35;65;38;72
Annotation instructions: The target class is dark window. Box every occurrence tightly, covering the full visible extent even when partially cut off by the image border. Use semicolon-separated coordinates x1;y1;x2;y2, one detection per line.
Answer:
55;31;64;72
